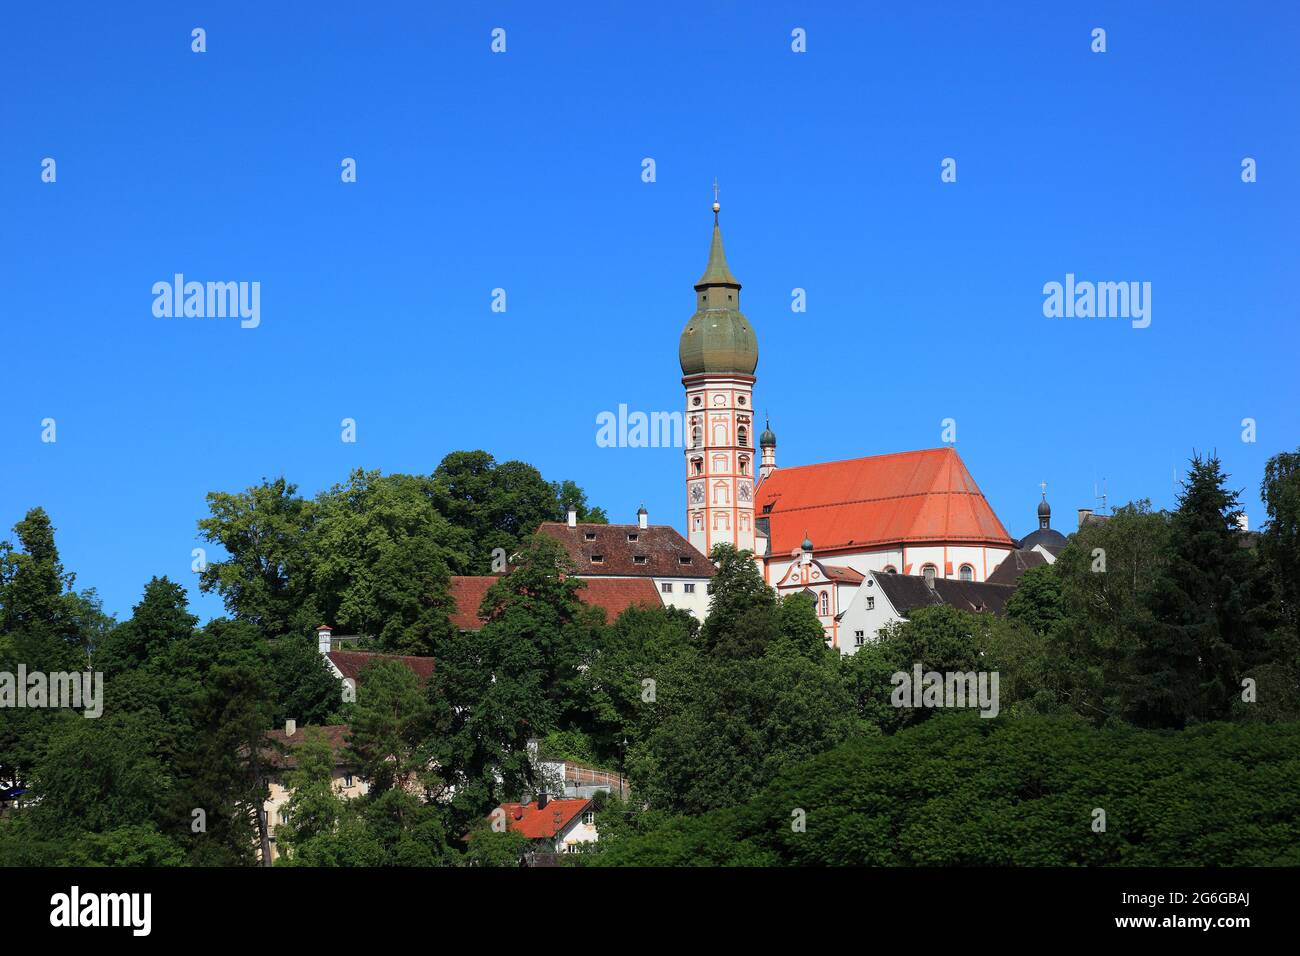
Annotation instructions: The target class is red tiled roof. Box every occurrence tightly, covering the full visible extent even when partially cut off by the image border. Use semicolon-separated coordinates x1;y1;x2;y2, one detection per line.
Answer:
447;574;662;631
495;799;591;839
536;522;714;578
820;565;865;584
262;725;351;769
448;575;497;631
575;577;663;622
327;650;435;684
756;448;1015;555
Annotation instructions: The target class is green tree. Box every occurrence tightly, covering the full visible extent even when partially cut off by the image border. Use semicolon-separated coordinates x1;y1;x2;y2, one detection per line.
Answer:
309;470;461;654
1130;454;1279;727
197;477;315;638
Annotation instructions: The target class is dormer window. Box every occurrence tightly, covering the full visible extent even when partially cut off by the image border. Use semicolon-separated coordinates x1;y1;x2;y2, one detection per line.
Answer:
584;532;596;541
591;555;604;564
627;533;639;542
678;555;692;565
634;555;648;565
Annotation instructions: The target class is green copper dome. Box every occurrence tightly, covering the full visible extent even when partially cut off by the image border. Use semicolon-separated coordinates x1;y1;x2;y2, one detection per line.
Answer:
679;215;758;377
759;418;776;447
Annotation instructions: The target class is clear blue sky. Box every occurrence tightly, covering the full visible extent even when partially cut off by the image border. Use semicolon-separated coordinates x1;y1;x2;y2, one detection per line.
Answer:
3;2;1297;622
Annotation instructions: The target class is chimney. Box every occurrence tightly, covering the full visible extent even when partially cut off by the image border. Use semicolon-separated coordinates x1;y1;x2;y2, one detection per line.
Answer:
316;625;332;655
567;506;577;528
637;504;648;530
284;718;296;736
1237;513;1249;532
537;791;548;810
1077;508;1093;529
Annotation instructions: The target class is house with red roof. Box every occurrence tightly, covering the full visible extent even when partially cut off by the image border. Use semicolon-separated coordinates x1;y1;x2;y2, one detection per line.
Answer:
314;626;434;695
449;507;714;629
491;795;598;853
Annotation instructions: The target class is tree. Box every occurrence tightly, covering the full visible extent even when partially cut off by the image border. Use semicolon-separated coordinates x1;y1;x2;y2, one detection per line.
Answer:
1006;564;1063;636
273;729;345;860
308;470;461;654
95;576;197;674
1130;454;1279;727
427;535;603;832
197;477;315;638
347;660;431;795
429;451;604;573
1260;449;1300;636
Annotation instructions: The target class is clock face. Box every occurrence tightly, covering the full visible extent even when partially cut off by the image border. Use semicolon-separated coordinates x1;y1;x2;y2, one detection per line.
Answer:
690;483;705;504
738;481;752;502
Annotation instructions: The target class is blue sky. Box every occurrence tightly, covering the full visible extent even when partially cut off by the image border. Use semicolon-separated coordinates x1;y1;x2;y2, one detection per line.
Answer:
2;1;1297;622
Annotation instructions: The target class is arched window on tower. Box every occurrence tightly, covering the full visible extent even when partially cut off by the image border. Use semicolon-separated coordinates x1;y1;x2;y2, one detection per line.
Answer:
738;456;749;475
819;592;829;616
959;564;974;582
691;425;702;448
737;425;748;447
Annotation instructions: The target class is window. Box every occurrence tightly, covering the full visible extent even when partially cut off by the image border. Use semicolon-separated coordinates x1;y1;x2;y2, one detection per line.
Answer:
739;457;749;475
737;425;748;447
678;555;692;565
959;564;974;582
634;555;647;565
684;583;695;593
691;457;703;475
278;810;289;825
627;533;639;542
854;630;865;647
584;532;597;541
866;596;875;610
591;555;604;564
661;582;673;593
882;565;897;574
583;811;595;826
819;592;829;615
922;564;937;587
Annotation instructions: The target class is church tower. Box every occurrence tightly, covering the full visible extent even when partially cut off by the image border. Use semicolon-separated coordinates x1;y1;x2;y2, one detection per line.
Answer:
679;191;759;556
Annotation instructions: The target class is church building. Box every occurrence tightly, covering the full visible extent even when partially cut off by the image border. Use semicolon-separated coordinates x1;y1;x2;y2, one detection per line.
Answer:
677;198;1030;650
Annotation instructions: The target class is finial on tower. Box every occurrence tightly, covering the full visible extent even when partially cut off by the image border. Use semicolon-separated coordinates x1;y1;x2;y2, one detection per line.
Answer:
1040;479;1048;499
712;177;720;218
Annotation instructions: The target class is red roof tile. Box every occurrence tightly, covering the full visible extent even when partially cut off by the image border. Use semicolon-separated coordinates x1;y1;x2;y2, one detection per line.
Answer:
820;565;865;584
575;577;663;622
756;448;1015;555
448;575;497;631
262;725;351;769
327;650;434;684
536;522;713;578
448;574;662;631
495;799;592;839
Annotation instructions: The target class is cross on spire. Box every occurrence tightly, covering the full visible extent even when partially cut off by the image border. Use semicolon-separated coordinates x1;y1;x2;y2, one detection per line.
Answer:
1039;479;1047;498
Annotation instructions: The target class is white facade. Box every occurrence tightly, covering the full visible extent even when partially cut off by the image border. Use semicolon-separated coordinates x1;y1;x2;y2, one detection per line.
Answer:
651;576;711;618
